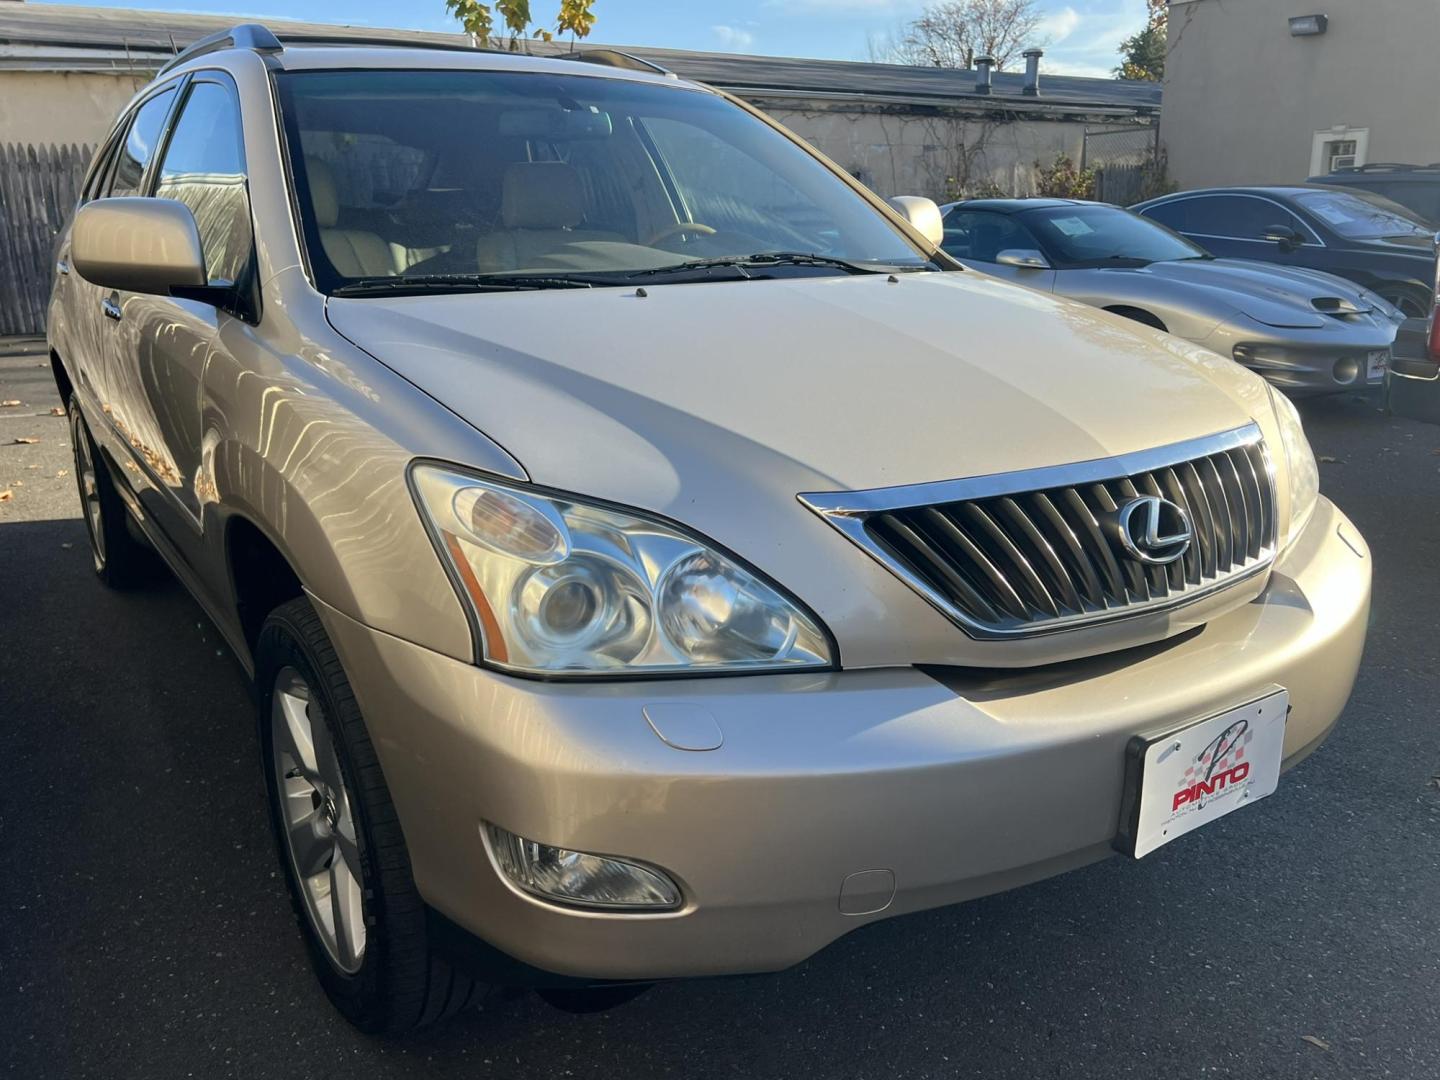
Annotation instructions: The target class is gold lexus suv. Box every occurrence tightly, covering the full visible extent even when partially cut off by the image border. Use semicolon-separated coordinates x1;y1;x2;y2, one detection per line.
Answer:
47;25;1372;1032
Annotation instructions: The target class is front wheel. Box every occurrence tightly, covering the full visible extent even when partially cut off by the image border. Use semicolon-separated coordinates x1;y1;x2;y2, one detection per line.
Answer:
257;597;481;1032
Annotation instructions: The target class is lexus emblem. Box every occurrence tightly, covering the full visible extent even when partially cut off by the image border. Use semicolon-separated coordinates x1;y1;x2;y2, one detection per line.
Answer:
1116;495;1192;565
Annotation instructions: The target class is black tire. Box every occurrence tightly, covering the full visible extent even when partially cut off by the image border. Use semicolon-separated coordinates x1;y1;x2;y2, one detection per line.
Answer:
256;597;481;1033
67;395;161;589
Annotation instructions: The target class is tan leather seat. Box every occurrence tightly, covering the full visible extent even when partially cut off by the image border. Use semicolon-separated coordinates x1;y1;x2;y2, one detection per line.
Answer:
307;157;395;279
475;162;622;273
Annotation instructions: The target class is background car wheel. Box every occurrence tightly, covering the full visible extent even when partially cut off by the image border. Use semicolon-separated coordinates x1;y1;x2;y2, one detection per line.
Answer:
257;597;481;1033
67;396;161;588
1374;285;1431;320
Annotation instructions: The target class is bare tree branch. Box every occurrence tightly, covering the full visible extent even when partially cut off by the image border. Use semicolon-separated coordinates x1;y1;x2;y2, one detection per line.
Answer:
878;0;1044;71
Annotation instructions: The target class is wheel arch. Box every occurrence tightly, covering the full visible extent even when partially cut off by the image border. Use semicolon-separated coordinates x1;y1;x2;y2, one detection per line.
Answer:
225;512;306;658
50;348;75;406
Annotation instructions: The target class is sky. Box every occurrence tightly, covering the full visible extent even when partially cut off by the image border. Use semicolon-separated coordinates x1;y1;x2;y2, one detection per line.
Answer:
41;0;1149;78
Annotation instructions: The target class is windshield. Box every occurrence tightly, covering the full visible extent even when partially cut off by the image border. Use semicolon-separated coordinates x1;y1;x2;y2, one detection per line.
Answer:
1293;189;1433;240
1021;204;1208;268
274;69;929;293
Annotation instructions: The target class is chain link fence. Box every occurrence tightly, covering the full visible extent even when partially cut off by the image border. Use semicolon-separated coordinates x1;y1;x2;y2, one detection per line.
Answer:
1082;124;1161;207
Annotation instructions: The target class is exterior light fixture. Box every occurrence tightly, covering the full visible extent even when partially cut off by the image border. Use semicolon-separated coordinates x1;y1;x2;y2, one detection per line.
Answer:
1288;14;1329;36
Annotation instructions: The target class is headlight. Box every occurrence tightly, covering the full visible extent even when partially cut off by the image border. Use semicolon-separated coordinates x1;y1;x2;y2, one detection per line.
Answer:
411;465;833;676
1268;387;1319;549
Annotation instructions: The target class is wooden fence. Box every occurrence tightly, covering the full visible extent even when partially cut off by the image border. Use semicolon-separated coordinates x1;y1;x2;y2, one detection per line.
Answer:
0;143;93;338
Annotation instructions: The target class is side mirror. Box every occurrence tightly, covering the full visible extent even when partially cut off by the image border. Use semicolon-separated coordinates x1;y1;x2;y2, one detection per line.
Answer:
995;248;1051;270
1262;224;1301;251
887;196;945;247
71;198;207;295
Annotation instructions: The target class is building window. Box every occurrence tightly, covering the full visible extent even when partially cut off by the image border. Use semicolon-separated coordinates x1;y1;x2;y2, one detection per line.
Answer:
1325;139;1358;171
1310;127;1369;176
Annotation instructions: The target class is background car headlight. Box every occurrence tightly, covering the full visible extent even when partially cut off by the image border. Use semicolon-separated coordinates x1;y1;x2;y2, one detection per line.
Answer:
1268;387;1319;549
411;465;833;676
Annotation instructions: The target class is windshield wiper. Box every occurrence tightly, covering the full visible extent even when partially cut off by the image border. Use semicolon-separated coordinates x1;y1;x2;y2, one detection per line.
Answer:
630;252;899;279
331;274;596;297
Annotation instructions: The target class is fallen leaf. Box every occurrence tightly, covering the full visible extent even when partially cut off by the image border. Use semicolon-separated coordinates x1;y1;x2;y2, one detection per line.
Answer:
1317;455;1343;464
1301;1035;1331;1051
11;437;39;445
0;490;12;502
1;400;21;407
56;469;68;478
49;406;65;417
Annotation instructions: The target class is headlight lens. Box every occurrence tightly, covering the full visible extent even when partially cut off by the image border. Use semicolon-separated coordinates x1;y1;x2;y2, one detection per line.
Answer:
412;465;833;675
1269;387;1319;549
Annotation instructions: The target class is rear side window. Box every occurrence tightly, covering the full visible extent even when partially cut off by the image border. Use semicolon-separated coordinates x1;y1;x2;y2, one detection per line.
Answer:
108;88;177;198
154;79;253;287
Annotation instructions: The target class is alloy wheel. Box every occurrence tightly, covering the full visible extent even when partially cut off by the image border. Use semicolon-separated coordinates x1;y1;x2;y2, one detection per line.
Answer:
1376;286;1430;320
270;667;368;973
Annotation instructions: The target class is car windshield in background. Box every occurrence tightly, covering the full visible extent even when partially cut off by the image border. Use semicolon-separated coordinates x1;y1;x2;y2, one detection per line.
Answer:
1293;189;1433;240
1022;205;1207;268
274;70;930;293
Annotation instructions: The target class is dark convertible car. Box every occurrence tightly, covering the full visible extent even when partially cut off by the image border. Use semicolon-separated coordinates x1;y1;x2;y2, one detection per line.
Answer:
1133;185;1437;319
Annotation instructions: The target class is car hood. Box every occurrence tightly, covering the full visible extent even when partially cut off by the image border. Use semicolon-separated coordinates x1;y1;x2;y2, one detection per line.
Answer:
328;272;1266;503
1103;258;1397;328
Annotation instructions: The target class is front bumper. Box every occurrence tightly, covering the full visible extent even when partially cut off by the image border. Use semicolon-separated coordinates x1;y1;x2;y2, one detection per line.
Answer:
316;498;1370;982
1228;336;1393;395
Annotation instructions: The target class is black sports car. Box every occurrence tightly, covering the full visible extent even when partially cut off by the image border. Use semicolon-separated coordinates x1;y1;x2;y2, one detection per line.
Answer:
1133;185;1437;319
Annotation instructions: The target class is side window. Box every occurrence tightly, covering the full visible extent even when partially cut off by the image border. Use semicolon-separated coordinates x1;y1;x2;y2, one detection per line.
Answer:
1151;196;1301;241
154;80;253;288
108;88;177;198
83;127;127;203
941;210;1037;262
1139;199;1193;233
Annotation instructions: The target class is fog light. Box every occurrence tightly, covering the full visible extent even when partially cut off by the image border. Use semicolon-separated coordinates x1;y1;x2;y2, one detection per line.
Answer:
485;824;682;910
1333;355;1361;384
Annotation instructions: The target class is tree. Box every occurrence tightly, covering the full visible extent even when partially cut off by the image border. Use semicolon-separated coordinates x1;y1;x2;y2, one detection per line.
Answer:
881;0;1043;71
444;0;598;50
1116;0;1166;81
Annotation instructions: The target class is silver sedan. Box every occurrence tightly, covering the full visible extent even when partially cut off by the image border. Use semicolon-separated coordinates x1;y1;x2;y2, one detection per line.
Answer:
940;198;1404;395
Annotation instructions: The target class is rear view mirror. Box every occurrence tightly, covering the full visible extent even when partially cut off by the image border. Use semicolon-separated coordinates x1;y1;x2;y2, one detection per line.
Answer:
996;248;1052;270
498;107;613;140
71;198;207;295
887;196;945;247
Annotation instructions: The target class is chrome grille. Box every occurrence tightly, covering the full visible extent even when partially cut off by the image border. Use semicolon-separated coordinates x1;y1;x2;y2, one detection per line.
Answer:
800;425;1277;639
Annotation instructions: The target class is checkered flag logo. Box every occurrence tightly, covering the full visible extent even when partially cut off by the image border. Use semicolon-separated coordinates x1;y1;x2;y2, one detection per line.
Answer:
1176;721;1254;800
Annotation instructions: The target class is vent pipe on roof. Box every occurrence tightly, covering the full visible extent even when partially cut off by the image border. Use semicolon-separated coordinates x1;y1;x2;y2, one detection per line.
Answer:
1022;47;1043;96
974;55;995;94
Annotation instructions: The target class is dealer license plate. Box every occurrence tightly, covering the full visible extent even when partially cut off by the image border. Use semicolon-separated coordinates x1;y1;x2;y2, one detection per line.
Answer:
1367;349;1390;383
1116;689;1288;858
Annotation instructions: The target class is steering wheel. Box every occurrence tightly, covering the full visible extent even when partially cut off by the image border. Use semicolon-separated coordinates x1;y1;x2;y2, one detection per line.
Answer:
645;221;717;246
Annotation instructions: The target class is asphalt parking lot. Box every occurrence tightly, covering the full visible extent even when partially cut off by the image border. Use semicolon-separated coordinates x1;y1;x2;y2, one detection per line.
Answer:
3;343;1439;1080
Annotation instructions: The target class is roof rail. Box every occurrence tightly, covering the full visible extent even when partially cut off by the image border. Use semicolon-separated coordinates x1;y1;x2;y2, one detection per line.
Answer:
565;49;675;77
158;23;283;76
1337;162;1432;173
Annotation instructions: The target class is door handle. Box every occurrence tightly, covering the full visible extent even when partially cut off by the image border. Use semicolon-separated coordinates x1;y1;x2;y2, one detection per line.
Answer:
101;293;122;321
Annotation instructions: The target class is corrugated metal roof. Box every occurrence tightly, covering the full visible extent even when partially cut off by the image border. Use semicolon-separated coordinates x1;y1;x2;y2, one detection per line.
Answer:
0;3;1160;112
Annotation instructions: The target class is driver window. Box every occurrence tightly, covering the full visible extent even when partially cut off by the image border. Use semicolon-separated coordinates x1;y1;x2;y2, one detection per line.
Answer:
941;211;1037;263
